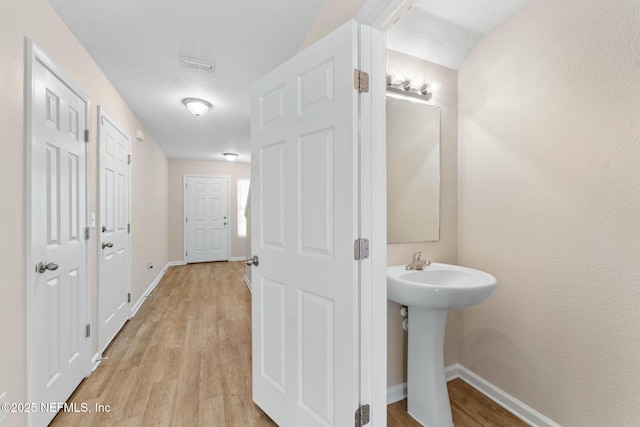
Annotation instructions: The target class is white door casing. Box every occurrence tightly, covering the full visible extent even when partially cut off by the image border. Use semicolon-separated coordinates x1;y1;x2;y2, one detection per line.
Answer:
184;175;230;263
250;20;360;426
354;21;388;426
26;42;91;427
98;107;131;353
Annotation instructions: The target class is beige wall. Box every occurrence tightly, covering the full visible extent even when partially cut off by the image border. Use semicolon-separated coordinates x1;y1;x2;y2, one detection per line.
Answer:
0;1;169;425
298;0;368;51
168;160;251;262
386;50;459;388
458;0;640;424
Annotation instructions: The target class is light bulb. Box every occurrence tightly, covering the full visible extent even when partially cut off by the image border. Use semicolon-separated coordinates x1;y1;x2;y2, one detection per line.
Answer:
392;72;405;84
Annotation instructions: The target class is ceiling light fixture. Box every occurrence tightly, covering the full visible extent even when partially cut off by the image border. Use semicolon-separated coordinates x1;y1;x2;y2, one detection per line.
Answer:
182;98;212;116
223;153;238;162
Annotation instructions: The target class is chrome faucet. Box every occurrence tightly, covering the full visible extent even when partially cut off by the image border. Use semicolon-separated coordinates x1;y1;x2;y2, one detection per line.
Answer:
406;251;431;270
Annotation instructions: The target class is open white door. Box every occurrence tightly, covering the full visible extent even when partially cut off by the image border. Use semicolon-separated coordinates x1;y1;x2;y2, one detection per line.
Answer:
98;108;131;352
250;20;361;426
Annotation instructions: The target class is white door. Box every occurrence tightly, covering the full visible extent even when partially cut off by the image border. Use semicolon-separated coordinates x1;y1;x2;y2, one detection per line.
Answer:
27;43;89;427
184;175;229;263
250;20;360;426
98;108;131;352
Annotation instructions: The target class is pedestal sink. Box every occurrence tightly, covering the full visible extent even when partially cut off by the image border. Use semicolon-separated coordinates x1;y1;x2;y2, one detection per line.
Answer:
387;263;497;427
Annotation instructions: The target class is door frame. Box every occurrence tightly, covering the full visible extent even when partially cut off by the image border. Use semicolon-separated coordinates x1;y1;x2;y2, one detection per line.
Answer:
182;174;231;264
353;1;416;424
25;40;92;422
97;106;132;353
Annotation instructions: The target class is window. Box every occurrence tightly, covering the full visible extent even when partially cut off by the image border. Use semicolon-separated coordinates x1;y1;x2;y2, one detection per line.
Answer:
237;179;250;238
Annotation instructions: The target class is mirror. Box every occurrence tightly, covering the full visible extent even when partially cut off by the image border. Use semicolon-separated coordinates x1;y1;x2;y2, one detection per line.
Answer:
386;94;440;243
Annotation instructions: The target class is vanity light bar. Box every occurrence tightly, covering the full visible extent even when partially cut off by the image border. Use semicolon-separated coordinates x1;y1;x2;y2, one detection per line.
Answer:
386;74;435;103
386;87;434;105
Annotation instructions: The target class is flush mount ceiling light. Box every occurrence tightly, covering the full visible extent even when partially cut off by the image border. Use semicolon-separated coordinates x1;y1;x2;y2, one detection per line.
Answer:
182;98;213;116
223;153;238;162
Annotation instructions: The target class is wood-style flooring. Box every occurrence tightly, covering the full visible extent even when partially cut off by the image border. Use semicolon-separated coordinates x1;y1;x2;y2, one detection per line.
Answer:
51;261;527;426
387;380;528;426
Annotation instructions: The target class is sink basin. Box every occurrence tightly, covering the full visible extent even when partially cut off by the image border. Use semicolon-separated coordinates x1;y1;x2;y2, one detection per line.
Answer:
387;263;497;311
387;263;497;427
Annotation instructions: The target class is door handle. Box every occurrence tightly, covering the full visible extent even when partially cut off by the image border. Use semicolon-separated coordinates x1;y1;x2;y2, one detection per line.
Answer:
102;242;114;249
245;255;259;267
37;261;59;274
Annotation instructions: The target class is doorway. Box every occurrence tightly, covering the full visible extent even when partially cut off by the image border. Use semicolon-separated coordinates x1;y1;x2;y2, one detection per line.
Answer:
183;175;230;263
26;41;91;427
97;107;132;353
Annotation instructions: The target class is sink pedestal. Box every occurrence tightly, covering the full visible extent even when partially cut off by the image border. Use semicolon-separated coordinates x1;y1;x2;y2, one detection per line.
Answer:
407;308;453;427
387;263;497;426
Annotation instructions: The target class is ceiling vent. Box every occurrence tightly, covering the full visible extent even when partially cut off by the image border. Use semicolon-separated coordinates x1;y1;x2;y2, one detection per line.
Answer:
180;56;215;73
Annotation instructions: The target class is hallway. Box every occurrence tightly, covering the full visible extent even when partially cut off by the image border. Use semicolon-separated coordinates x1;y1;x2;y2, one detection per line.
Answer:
51;261;275;427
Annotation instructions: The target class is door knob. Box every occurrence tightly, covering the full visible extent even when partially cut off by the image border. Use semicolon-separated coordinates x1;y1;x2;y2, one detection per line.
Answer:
245;255;259;267
37;261;59;274
102;242;114;249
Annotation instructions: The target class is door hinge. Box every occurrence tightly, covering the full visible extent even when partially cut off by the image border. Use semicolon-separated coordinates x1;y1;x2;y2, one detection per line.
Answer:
127;293;131;303
354;69;369;93
127;154;131;164
84;129;90;143
127;223;131;234
185;217;188;223
84;227;90;240
85;324;91;338
354;238;370;260
355;404;370;426
185;251;188;257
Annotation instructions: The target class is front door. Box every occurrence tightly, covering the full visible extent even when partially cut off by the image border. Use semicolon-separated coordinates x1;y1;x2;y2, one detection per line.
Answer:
250;20;361;426
98;107;131;352
184;175;229;263
28;43;90;427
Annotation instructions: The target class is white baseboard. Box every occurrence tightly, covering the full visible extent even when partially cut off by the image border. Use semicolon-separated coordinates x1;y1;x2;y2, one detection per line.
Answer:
386;382;407;405
387;364;560;427
91;352;102;372
244;275;252;292
445;364;461;381
230;256;246;262
131;261;176;317
166;260;186;267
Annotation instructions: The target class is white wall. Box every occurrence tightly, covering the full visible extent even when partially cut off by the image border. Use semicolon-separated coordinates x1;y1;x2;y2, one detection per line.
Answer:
167;159;251;262
458;0;640;424
0;1;169;425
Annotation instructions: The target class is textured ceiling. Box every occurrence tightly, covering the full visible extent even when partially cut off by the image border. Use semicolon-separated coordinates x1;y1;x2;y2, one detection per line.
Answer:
48;0;325;162
387;0;534;70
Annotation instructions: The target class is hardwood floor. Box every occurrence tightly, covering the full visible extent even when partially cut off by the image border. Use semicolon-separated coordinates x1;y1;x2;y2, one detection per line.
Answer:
51;261;275;427
387;380;529;426
51;261;526;426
